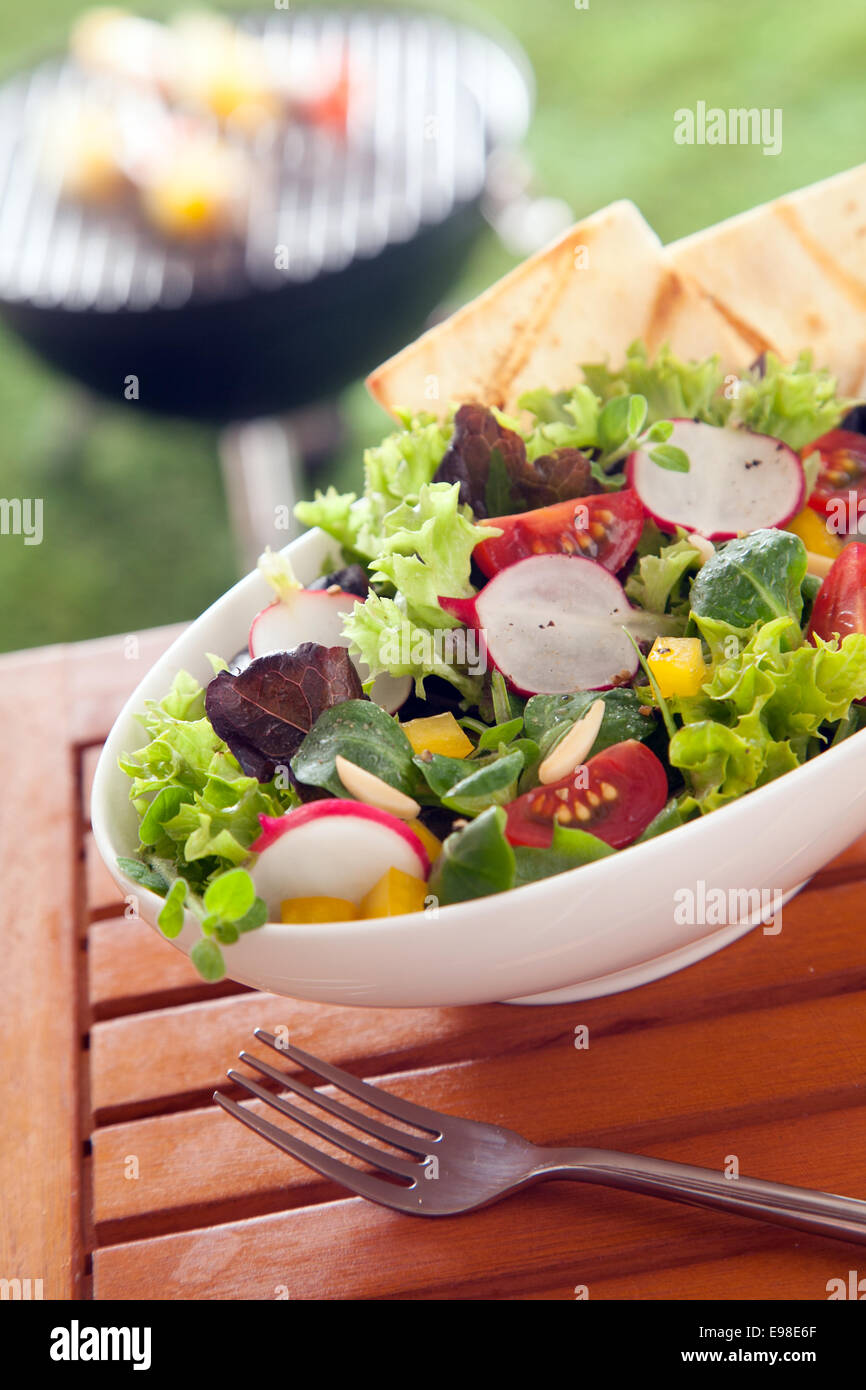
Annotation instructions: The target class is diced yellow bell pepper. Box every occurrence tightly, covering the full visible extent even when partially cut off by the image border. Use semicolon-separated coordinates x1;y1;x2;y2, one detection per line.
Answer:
359;867;428;919
401;712;473;759
280;896;358;924
407;820;443;863
647;636;708;699
785;506;842;559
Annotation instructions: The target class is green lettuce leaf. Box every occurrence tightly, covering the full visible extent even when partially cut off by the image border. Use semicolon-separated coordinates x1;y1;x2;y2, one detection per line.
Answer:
513;822;615;885
371;482;500;628
343;593;483;702
428;806;515;905
689;529;807;632
578;341;846;451
625;531;706;617
120;669;296;891
725;351;847;452
581;340;726;425
294;415;452;561
669;618;866;811
290;699;419;798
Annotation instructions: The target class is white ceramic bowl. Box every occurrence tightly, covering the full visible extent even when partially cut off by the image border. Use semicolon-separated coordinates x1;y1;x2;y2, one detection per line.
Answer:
91;526;866;1007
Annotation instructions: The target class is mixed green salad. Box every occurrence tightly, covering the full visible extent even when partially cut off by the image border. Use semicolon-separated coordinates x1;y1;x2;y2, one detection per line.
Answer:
119;343;866;979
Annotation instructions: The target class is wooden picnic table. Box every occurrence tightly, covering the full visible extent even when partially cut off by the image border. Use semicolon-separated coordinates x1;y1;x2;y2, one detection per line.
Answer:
2;626;865;1302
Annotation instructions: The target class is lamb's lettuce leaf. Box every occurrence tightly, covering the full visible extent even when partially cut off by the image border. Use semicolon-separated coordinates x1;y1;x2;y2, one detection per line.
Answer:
429;806;516;905
689;529;807;633
513;823;615;885
290;699;419;798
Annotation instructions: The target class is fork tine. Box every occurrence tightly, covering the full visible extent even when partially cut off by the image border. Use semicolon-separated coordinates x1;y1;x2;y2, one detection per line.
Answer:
227;1069;421;1180
253;1029;444;1134
238;1051;432;1157
213;1092;419;1211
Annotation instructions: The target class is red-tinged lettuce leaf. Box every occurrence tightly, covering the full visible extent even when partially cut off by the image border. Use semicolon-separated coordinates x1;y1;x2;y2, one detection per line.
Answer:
433;404;527;518
513;448;597;509
205;643;364;782
433;403;597;517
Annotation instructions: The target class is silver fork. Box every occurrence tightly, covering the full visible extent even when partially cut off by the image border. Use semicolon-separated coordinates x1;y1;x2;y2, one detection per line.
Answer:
214;1029;866;1242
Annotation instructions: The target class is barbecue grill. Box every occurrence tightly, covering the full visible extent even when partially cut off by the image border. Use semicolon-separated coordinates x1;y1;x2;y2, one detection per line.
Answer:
0;8;533;421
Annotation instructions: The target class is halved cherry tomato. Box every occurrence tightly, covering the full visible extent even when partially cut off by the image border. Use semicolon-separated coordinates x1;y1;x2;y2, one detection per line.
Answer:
806;543;866;644
474;490;644;578
504;739;668;850
806;430;866;535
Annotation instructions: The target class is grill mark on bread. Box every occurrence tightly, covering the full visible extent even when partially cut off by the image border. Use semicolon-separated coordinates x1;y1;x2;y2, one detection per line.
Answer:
774;202;866;312
693;291;773;357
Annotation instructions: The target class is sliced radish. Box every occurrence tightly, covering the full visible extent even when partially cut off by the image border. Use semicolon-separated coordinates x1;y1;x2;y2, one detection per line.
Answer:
439;555;660;696
250;801;429;919
249;590;411;714
627;420;805;541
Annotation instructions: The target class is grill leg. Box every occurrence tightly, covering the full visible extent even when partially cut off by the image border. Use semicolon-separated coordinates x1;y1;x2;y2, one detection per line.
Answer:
218;417;304;575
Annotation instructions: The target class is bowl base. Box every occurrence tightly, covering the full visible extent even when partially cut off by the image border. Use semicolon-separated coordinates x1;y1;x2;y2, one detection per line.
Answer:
501;881;808;1005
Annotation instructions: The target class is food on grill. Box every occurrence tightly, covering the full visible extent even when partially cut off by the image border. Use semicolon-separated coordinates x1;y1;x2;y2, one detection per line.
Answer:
70;7;351;133
52;7;355;239
48;102;129;205
137;129;249;241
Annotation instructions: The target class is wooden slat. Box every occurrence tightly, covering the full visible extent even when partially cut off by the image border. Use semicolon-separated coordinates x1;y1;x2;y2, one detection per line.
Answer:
811;829;866;882
92;1107;866;1300
88;916;246;1018
85;831;125;917
521;1248;860;1300
0;649;81;1299
79;745;103;825
91;985;866;1237
89;877;866;1119
64;626;184;745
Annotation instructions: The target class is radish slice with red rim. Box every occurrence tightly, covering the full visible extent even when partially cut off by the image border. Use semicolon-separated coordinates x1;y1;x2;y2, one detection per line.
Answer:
440;554;661;696
627;420;805;541
250;801;429;919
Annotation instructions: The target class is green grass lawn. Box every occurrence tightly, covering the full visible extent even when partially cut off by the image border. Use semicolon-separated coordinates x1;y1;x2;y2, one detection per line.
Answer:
1;0;863;651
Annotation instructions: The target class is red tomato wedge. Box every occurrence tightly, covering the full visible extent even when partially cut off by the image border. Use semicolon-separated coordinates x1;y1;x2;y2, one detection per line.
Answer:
806;430;866;532
474;490;644;578
504;740;668;850
806;543;866;644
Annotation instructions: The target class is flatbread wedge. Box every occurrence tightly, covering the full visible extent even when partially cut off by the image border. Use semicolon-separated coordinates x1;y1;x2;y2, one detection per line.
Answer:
666;163;866;396
366;200;753;419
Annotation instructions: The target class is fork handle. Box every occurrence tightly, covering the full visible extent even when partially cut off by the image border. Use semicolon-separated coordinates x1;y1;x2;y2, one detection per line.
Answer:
538;1148;866;1244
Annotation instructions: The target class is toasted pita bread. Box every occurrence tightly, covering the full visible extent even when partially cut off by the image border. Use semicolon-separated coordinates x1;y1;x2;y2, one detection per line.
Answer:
366;200;753;419
666;163;866;395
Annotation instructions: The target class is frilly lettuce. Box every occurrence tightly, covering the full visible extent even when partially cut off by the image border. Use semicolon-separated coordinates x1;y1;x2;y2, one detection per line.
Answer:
371;482;499;627
582;341;725;425
625;529;705;619
580;341;846;451
343;592;483;702
294;415;452;560
119;668;295;891
667;616;866;811
340;482;498;700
